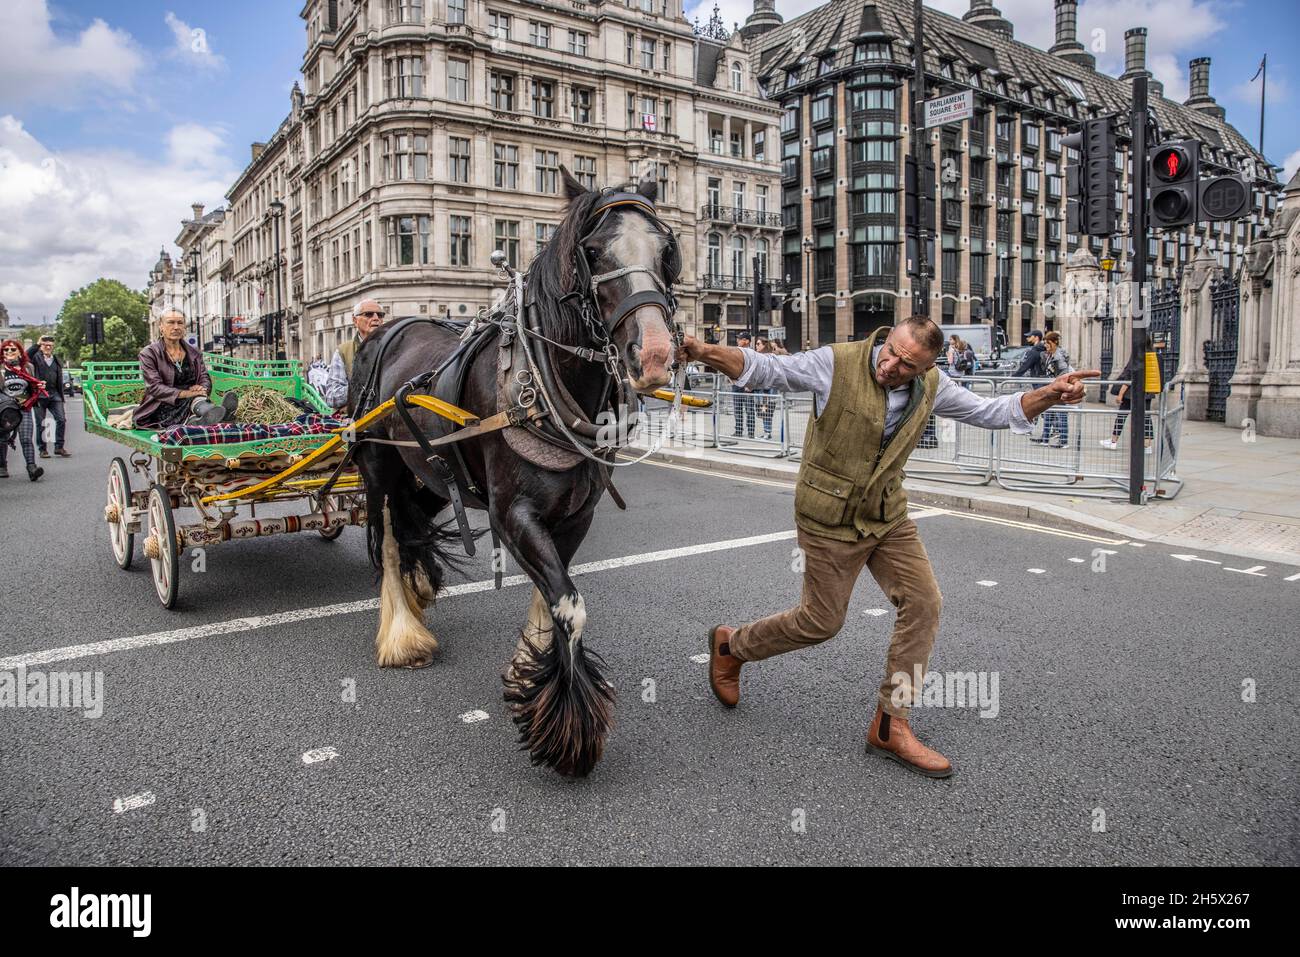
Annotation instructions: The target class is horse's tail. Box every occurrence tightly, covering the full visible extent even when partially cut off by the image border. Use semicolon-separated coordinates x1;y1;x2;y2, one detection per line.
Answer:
503;594;615;778
359;443;471;598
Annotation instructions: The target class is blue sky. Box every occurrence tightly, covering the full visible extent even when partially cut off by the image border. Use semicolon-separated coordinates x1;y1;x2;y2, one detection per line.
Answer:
1;0;1296;323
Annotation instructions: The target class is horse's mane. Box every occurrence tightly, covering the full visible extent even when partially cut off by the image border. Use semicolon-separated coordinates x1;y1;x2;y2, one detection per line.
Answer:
524;186;615;346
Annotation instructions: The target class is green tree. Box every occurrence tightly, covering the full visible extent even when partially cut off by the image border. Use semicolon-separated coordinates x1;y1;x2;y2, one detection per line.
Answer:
55;279;149;362
78;315;138;363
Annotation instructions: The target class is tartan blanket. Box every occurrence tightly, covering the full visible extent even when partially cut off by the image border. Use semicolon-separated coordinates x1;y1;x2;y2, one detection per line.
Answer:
154;414;348;447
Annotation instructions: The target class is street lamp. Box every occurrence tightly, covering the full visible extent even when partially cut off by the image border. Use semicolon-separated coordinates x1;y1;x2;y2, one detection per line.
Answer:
802;236;813;346
269;199;286;361
184;246;201;342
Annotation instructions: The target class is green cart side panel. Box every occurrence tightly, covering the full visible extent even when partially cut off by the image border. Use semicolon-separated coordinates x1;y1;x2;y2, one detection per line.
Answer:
83;353;336;462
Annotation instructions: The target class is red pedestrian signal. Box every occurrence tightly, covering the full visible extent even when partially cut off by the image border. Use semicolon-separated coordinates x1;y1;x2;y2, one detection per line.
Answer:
1148;141;1199;228
1152;146;1190;183
1164;151;1179;178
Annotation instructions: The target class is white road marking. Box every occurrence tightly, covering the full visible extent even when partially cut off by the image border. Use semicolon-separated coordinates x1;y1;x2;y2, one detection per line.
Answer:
976;580;998;587
460;709;489;723
1170;553;1222;565
1127;542;1146;547
689;653;710;664
1224;565;1267;577
1068;557;1085;563
863;608;889;617
0;530;799;670
1285;572;1300;582
112;791;156;815
1027;568;1046;574
301;747;339;765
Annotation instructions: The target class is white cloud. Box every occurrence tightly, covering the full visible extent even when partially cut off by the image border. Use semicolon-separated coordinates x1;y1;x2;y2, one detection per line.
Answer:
0;115;239;324
1229;72;1287;106
0;0;143;108
164;11;226;71
1283;149;1300;182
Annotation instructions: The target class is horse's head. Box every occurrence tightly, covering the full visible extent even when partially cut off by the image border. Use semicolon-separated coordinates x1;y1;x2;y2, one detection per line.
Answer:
559;165;677;392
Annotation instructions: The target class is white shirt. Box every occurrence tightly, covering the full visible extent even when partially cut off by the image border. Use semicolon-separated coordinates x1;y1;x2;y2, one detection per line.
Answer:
734;345;1035;435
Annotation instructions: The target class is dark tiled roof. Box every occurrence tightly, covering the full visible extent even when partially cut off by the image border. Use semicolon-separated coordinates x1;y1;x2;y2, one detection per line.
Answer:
748;0;1271;177
696;40;724;88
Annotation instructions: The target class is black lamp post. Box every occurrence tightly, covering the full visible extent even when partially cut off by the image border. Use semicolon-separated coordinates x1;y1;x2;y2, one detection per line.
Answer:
269;199;286;361
802;235;813;346
184;246;201;343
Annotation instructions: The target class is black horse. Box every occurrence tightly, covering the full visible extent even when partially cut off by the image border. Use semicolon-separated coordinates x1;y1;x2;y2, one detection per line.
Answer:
350;167;676;777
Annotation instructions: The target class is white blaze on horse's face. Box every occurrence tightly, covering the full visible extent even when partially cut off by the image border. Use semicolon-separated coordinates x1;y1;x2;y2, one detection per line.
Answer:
604;211;674;392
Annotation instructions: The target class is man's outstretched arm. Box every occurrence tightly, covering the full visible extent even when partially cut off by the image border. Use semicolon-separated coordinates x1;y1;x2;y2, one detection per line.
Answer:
677;336;833;407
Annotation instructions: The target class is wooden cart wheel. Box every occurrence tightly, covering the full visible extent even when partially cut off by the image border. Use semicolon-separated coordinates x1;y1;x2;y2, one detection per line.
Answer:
105;457;135;570
145;483;180;609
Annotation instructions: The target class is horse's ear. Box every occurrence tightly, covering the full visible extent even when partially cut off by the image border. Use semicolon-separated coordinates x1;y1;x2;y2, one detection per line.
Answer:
561;164;586;201
636;165;658;204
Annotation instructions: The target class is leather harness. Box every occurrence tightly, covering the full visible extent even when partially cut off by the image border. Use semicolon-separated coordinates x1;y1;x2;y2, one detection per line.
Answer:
325;189;678;577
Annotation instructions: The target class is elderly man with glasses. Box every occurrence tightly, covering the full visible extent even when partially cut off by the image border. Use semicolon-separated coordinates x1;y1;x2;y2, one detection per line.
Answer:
323;299;385;412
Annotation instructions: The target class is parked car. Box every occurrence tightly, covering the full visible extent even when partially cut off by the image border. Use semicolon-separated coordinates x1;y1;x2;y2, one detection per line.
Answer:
62;370;82;395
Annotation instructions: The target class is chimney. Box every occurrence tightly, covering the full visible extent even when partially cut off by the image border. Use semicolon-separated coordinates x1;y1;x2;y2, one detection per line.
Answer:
1049;0;1095;68
190;203;205;221
1185;57;1226;119
740;0;783;40
1121;28;1149;79
251;141;266;162
963;0;1013;39
1149;79;1164;99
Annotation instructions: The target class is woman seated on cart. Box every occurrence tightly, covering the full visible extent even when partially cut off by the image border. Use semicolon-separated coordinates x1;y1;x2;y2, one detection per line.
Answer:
133;310;237;429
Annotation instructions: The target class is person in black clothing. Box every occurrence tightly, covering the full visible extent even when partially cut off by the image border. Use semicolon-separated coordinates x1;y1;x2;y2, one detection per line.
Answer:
1013;329;1047;378
1100;354;1154;453
731;332;756;439
27;335;70;458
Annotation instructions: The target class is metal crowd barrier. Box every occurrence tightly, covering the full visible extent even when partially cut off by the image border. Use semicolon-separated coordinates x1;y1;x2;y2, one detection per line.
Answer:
635;372;1183;503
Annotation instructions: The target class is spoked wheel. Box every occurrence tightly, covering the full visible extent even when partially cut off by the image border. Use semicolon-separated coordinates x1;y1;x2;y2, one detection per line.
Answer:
144;483;180;609
105;457;135;570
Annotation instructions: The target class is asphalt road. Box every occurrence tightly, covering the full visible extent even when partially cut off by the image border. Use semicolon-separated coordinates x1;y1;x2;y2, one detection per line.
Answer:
1;399;1297;865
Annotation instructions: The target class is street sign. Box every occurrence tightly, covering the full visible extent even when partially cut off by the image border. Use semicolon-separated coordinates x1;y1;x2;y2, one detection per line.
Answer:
923;90;974;128
769;327;786;341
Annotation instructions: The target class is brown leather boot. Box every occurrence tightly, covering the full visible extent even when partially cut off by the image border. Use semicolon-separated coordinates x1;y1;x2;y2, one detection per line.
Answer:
866;706;953;778
708;625;743;708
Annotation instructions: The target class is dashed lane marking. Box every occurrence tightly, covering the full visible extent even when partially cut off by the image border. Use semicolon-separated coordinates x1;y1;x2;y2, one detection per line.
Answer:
1027;568;1046;574
302;747;339;765
0;530;799;670
459;710;489;723
1286;572;1300;582
1068;557;1086;563
977;580;998;587
111;791;156;815
689;653;710;664
1171;554;1222;565
1224;565;1267;577
863;608;890;616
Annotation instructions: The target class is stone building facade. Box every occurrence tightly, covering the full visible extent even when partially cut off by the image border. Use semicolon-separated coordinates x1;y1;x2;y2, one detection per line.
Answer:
207;0;783;364
743;0;1279;350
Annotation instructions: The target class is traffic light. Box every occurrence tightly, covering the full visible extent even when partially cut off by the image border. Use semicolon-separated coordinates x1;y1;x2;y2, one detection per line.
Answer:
1063;117;1118;236
1199;174;1251;222
1147;140;1199;229
84;312;105;345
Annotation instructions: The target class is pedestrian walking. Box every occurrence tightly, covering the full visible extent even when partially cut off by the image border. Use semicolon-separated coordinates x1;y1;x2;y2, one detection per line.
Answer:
679;317;1098;777
1035;333;1074;448
731;331;756;439
1101;354;1154;454
1013;329;1047;378
1;339;48;481
27;335;70;458
754;337;776;440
